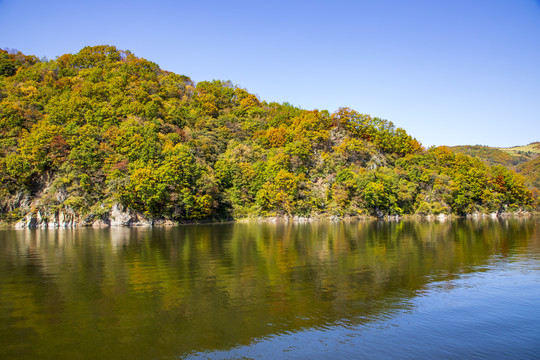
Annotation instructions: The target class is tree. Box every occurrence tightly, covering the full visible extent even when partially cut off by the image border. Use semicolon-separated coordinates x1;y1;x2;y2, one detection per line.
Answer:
0;58;16;77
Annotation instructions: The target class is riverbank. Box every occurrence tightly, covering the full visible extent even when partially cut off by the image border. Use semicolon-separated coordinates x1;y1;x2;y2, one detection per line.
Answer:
2;206;536;229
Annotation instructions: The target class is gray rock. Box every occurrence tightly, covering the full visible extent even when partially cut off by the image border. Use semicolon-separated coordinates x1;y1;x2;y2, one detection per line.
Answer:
110;203;150;226
15;213;37;228
92;219;110;227
36;211;46;228
59;211;77;227
110;203;134;226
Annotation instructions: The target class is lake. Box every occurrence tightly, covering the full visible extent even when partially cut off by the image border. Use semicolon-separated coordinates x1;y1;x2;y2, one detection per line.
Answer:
1;218;539;359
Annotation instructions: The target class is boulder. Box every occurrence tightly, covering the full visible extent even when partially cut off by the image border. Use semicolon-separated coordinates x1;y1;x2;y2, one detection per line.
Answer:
92;218;110;227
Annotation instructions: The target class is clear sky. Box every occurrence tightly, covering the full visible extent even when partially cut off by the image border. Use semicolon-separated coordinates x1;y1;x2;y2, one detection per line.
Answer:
1;0;539;147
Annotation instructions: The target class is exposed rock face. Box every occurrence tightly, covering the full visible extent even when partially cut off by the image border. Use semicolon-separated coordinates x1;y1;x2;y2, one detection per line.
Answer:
35;211;44;227
92;219;110;227
110;203;133;226
14;210;80;228
13;203;151;228
14;213;37;228
47;215;59;228
59;211;78;227
109;203;150;226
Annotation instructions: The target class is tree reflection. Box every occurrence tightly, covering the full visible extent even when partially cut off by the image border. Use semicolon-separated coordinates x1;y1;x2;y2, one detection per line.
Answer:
0;218;538;359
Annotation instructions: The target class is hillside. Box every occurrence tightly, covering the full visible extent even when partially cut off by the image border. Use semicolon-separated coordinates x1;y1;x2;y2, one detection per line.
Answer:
450;145;530;168
516;157;540;199
451;144;539;200
0;46;535;227
498;142;540;157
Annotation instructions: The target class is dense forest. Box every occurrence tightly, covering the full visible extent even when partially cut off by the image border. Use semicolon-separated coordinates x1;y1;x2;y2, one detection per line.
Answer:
0;46;536;226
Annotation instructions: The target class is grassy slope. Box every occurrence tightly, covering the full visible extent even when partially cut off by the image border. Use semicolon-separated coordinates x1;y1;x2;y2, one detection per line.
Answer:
497;142;540;157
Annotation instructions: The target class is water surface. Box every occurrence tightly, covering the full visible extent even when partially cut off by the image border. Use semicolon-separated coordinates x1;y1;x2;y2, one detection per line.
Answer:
1;218;539;359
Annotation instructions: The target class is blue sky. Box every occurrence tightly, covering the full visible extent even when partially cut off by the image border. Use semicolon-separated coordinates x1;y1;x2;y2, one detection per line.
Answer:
1;0;539;147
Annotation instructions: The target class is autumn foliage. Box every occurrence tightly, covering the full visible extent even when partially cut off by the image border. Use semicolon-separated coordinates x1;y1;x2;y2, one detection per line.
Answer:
0;46;535;223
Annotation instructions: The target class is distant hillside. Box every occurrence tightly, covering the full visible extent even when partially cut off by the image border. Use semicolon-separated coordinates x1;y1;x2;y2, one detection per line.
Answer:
516;157;540;199
451;145;531;168
451;143;539;201
498;142;540;157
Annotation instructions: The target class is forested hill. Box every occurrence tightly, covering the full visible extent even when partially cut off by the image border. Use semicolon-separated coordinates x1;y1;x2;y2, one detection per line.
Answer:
451;144;540;199
0;46;535;226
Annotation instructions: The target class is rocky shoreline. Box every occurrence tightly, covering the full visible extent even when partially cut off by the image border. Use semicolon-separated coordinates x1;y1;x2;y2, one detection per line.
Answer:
3;204;534;229
12;203;172;229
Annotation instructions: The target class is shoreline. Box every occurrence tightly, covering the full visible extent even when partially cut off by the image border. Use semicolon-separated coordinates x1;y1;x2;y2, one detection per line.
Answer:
1;211;536;230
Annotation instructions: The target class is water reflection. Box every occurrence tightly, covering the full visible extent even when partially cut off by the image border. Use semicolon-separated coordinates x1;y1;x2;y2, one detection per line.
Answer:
0;218;538;359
